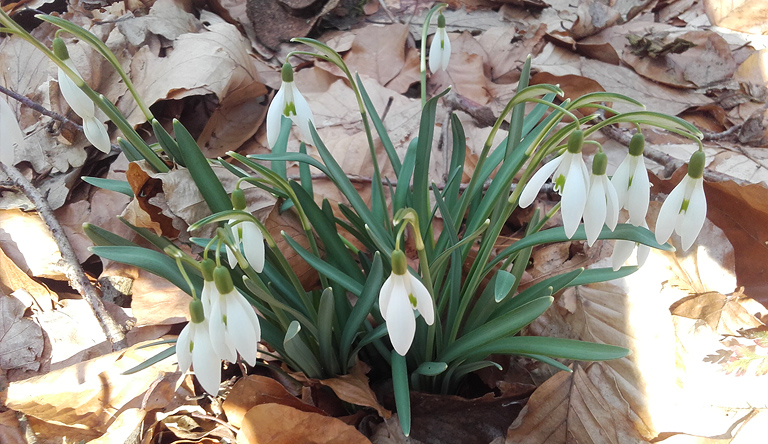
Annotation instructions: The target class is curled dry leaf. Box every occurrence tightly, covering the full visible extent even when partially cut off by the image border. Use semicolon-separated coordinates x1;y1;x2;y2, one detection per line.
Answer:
0;246;55;312
0;209;64;280
317;360;391;419
236;403;371;444
223;375;327;429
2;340;180;435
0;293;44;373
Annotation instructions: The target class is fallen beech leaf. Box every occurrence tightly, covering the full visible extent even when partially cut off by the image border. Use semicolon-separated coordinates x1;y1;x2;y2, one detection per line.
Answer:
0;209;64;280
126;161;179;238
0;409;25;444
569;0;622;39
670;290;764;335
0;294;43;372
0;247;55;312
530;72;605;116
704;0;768;34
430;32;491;106
129;268;190;326
318;360;391;419
505;365;645;443
237;403;371;444
223;375;327;429
116;0;201;46
344;23;410;88
2;340;180;434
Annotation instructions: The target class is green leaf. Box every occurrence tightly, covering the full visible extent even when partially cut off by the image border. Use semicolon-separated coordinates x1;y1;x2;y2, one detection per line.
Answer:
151;119;184;166
271;116;292;180
172;119;232;214
393;137;418;214
567;91;644;111
117;138;142;162
284;321;324;378
282;234;364;296
357;74;401;174
90;246;202;296
518;353;572;373
317;288;339;375
340;253;383;367
122;344;176;375
441;297;553;364
414;361;448;376
119;217;175;252
586;111;703;140
391;351;411;436
494;270;517;303
451;360;503;380
83;223;139;247
466;336;630;362
81;177;133;197
298;142;313;195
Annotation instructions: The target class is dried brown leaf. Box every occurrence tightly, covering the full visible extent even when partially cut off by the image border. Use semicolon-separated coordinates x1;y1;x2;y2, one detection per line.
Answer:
344;23;410;88
223;375;327;429
670;290;764;335
2;340;180;434
116;0;201;46
0;409;25;444
704;0;768;34
0;294;43;373
0;247;55;312
317;360;391;419
236;403;371;444
0;209;63;280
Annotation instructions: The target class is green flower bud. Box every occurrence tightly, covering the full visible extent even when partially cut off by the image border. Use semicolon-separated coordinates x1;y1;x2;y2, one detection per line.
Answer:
629;132;645;156
232;188;246;210
201;258;215;282
391;250;407;275
567;130;584;154
189;299;205;323
281;63;294;83
52;37;70;61
592;151;607;175
688;150;705;179
437;13;445;29
214;265;235;294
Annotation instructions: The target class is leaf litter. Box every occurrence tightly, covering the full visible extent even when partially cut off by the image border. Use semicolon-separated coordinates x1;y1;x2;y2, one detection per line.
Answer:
1;0;768;442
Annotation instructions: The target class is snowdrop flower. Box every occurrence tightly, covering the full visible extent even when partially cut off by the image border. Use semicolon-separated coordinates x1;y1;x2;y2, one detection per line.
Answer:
429;13;451;72
611;220;651;271
224;189;265;272
379;250;434;356
208;265;261;365
611;133;650;226
0;97;23;165
520;130;590;238
53;38;111;154
177;299;222;395
266;62;315;148
655;150;707;251
583;151;619;247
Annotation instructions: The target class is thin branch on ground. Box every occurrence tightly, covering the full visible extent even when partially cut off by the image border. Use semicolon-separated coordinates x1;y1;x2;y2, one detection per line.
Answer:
0;162;128;351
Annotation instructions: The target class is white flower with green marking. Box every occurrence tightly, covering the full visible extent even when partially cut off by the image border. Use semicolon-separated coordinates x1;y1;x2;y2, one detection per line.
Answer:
266;62;315;148
583;151;619;247
655;150;707;251
177;299;221;395
611;133;650;226
429;13;451;72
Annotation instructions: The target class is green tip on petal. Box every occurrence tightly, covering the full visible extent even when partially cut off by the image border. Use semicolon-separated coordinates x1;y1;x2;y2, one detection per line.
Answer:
231;188;246;210
213;265;235;294
629;132;645;156
281;63;294;83
688;150;706;179
52;38;70;60
437;13;445;28
189;299;205;323
592;151;608;175
567;130;584;154
391;250;408;275
201;258;215;282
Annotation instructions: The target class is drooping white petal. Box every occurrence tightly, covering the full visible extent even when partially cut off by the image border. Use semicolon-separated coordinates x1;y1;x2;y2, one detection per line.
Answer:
429;30;442;73
226;291;260;366
58;62;95;119
291;86;315;144
561;155;588;238
610;154;632;206
190;322;222;395
604;176;620;230
385;286;417;356
678;178;706;251
241;222;265;272
201;281;215;318
655;176;689;245
0;98;23;166
176;323;193;374
208;295;238;363
637;243;651;267
82;116;111;153
584;176;606;247
266;85;286;148
379;275;397;320
611;239;637;271
408;274;434;325
627;156;650;225
519;156;564;208
440;30;452;70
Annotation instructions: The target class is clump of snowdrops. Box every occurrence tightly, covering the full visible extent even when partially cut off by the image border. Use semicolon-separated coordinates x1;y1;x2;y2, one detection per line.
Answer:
0;3;707;435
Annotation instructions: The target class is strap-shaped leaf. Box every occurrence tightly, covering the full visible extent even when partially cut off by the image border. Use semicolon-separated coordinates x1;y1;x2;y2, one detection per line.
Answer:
284;321;323;378
465;336;630;362
317;288;340;375
391;351;411;436
415;361;448;376
81;177;133;197
282;233;364;296
340;253;383;366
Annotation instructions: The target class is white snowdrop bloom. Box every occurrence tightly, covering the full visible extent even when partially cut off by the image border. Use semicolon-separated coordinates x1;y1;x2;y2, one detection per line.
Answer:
583;151;619;247
429;13;451;72
520;130;590;238
655;150;707;251
225;220;266;272
266;62;315;148
207;265;261;366
379;250;435;356
177;300;222;395
611;133;650;226
611;220;651;271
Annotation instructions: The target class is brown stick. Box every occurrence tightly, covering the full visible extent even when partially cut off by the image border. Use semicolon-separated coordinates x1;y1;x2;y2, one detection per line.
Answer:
0;163;128;350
